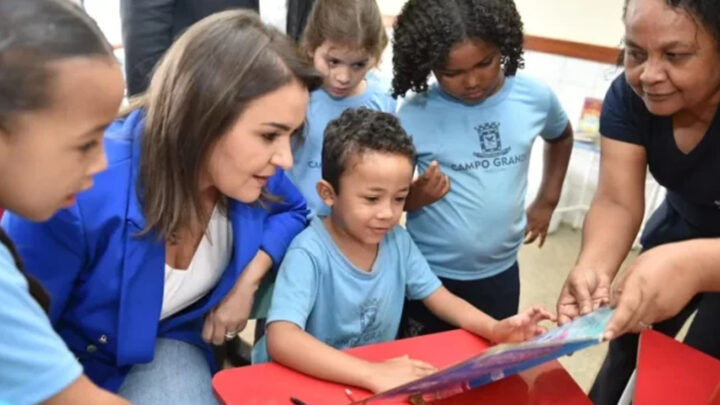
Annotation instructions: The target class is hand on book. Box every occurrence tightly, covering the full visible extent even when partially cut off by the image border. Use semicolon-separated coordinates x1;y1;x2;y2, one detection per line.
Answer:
556;267;612;325
491;306;556;343
363;355;438;393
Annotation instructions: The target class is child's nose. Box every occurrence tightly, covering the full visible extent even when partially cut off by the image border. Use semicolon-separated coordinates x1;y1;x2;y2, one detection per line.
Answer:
464;72;480;89
376;203;394;220
334;67;351;85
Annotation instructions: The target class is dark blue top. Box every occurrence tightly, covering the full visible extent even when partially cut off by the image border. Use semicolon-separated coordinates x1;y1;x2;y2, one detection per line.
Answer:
600;74;720;236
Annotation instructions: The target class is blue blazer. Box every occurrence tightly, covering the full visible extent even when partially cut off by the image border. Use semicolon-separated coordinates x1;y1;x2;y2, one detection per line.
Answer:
1;110;309;391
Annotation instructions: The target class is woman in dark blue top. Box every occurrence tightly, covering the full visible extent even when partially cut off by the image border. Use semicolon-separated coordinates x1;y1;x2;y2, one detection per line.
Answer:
3;10;321;404
556;0;720;404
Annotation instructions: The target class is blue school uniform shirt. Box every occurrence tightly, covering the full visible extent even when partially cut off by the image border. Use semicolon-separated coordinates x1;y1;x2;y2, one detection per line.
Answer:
289;77;397;217
0;244;82;405
399;74;569;281
253;216;441;362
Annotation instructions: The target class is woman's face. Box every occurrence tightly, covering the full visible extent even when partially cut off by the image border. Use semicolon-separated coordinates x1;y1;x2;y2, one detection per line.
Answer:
0;56;124;221
624;0;720;116
204;79;310;203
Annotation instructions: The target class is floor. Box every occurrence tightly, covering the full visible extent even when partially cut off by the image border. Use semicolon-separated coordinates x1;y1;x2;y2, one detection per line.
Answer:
239;224;649;393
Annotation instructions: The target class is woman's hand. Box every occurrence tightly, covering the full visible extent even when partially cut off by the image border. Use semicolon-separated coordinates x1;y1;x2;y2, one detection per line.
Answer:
556;267;612;325
202;280;257;345
604;244;699;340
202;250;273;345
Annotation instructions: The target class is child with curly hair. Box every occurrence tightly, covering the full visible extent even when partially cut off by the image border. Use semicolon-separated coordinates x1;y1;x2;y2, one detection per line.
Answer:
289;0;397;217
258;108;555;393
392;0;575;337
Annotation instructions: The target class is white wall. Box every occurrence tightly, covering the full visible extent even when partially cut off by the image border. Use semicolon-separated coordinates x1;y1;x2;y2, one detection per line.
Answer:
84;0;122;46
515;0;625;48
377;0;407;16
377;0;626;48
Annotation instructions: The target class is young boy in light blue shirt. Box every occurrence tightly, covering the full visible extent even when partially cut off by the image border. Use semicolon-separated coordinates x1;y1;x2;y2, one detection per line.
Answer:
256;107;555;394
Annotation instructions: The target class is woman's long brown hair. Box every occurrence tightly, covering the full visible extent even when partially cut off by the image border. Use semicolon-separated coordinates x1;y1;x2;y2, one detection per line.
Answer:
124;10;322;241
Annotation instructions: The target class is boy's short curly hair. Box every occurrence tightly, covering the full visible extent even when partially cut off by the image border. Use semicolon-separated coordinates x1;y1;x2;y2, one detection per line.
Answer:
322;107;415;191
391;0;524;98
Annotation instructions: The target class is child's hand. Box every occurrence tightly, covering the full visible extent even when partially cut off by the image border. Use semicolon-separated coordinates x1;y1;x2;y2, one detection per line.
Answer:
405;161;450;212
524;198;557;247
364;355;438;393
491;306;556;343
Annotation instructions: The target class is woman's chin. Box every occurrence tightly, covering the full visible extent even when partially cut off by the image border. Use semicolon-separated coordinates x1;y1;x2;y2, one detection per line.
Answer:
228;188;263;204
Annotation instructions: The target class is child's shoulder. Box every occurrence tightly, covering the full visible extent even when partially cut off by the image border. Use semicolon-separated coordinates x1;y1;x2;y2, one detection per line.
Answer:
396;87;436;115
509;73;555;99
363;78;397;112
286;220;328;257
383;224;414;251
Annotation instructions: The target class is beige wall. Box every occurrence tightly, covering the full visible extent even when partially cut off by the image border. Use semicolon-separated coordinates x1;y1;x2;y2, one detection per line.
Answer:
515;0;625;48
377;0;626;48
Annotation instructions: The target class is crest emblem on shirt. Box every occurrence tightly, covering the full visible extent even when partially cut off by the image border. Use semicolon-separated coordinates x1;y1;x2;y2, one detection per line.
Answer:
473;122;511;158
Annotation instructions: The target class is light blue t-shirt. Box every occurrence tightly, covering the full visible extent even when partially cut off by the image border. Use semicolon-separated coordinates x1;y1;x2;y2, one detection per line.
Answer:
289;77;397;217
253;216;441;363
0;243;82;404
399;74;569;281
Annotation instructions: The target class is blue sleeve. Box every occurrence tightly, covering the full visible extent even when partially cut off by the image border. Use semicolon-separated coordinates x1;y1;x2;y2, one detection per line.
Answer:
1;207;86;324
398;104;432;163
540;86;570;141
599;74;644;145
260;170;310;269
0;248;82;404
402;232;442;300
266;247;318;329
384;95;399;115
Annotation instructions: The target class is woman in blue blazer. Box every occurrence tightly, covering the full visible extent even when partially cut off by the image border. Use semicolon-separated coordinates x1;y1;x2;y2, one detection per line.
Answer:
3;10;321;404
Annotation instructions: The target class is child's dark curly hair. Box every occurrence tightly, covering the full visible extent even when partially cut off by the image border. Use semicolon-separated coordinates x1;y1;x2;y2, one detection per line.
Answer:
322;107;415;191
391;0;524;98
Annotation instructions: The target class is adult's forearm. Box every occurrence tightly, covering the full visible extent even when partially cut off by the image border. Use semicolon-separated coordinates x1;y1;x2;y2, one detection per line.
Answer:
576;197;643;278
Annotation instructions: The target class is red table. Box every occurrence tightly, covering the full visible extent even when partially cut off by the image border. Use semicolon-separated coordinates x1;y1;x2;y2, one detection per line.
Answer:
213;329;591;404
634;330;720;404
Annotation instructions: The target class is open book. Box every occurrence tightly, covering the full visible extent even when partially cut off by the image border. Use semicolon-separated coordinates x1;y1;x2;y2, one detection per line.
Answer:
353;307;613;404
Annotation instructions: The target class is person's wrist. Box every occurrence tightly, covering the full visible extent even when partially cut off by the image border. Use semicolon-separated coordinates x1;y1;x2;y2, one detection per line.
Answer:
534;193;559;209
233;276;261;297
572;259;612;278
357;360;377;391
487;319;502;343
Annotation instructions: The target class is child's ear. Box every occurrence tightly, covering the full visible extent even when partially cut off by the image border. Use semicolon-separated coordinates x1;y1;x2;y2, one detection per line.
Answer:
316;180;337;207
